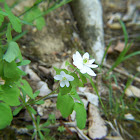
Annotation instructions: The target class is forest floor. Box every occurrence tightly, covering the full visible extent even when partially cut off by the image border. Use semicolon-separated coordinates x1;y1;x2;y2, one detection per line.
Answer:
0;0;140;139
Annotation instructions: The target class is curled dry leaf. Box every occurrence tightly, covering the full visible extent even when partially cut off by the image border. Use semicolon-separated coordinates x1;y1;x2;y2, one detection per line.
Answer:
88;104;107;139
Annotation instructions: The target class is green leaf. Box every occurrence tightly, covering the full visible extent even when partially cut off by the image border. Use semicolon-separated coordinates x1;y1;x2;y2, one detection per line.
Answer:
59;84;72;95
38;131;45;140
70;72;79;87
3;61;23;81
5;3;22;32
17;60;31;66
26;125;34;130
37;115;40;126
18;79;34;99
33;90;40;98
53;67;68;75
74;102;86;129
32;131;37;140
27;106;37;115
57;126;65;132
13;106;23;116
23;7;45;29
57;93;74;118
40;121;50;128
0;85;20;106
6;23;12;42
48;114;56;124
79;73;87;85
35;16;45;30
3;41;22;62
119;20;128;45
0;102;13;129
0;60;4;77
0;13;4;26
70;88;82;104
4;61;17;78
35;100;44;105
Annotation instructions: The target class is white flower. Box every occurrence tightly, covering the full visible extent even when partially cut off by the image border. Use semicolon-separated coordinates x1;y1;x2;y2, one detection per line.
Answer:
54;71;74;87
73;51;98;76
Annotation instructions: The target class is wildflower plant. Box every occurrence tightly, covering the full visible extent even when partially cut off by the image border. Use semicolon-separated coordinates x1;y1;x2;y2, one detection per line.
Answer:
0;0;99;139
53;51;98;129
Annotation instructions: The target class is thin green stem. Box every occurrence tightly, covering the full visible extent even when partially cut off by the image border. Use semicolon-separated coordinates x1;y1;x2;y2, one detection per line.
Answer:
28;84;59;105
19;95;37;129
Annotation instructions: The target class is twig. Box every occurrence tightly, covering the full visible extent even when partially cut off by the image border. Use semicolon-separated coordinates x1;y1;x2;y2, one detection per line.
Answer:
46;122;90;140
103;63;140;83
11;122;90;140
105;34;140;43
75;127;91;140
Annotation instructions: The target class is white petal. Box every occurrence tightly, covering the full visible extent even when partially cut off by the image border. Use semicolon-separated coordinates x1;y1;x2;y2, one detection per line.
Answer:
76;51;82;59
80;65;87;74
65;80;70;87
66;75;74;81
60;71;66;76
89;59;95;64
86;67;96;76
83;52;89;59
54;75;62;80
87;64;98;68
73;61;83;69
73;51;82;61
60;81;65;87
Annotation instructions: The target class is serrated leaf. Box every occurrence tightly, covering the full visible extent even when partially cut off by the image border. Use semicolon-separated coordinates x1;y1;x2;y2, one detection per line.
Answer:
0;102;13;129
19;79;34;99
17;60;31;66
57;93;74;118
6;23;12;42
35;16;45;30
5;3;22;33
74;102;86;129
3;41;22;62
13;106;23;116
0;85;20;106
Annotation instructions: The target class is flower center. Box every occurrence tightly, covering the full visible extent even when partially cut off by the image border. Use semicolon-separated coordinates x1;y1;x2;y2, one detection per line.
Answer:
62;77;67;81
83;58;88;64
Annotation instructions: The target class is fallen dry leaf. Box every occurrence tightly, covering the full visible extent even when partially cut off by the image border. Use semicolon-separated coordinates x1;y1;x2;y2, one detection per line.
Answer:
125;85;140;98
37;81;52;96
88;104;107;139
114;41;125;52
